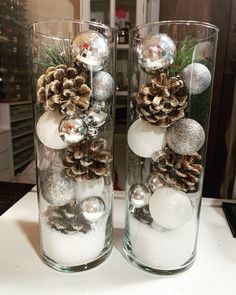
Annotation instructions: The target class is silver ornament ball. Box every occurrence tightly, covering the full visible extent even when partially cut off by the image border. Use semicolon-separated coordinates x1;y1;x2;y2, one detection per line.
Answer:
85;101;109;128
80;196;106;222
129;184;151;208
138;33;176;74
72;30;109;72
147;175;163;193
181;63;211;95
93;71;114;100
59;116;88;144
41;172;76;206
167;118;205;155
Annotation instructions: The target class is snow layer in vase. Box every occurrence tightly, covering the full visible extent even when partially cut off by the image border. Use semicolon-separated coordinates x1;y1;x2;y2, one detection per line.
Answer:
128;212;197;270
41;217;107;267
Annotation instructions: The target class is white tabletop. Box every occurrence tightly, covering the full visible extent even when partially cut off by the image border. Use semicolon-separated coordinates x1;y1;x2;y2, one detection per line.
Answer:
0;190;236;295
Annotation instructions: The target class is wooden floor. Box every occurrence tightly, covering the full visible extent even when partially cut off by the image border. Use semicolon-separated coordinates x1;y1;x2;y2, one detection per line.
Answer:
0;182;35;215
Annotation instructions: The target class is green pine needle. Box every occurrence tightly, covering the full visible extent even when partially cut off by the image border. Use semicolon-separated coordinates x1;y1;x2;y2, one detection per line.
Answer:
169;36;197;77
34;40;73;75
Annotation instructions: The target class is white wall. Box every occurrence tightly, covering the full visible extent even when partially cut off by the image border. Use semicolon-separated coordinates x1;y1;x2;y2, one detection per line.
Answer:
26;0;75;24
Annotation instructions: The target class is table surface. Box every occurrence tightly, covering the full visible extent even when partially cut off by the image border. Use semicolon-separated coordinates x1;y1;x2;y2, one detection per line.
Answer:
0;189;236;295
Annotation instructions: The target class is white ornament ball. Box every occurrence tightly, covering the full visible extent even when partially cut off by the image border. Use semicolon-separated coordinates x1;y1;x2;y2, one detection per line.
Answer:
167;118;205;155
127;119;166;158
181;63;211;95
77;177;105;201
36;110;67;149
130;184;151;208
149;187;193;229
93;71;114;100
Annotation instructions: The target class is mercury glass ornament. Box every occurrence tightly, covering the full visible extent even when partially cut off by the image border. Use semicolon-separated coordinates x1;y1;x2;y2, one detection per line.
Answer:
81;196;106;222
127;119;166;158
167;118;205;155
36;110;67;150
92;71;114;101
130;184;151;208
72;30;109;72
137;33;176;74
181;63;211;95
86;101;109;128
147;175;163;193
149;187;193;229
59;116;88;144
41;172;76;206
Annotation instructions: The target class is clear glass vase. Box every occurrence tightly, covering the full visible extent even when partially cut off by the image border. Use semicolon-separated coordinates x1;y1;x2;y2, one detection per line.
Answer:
123;21;218;275
30;20;116;272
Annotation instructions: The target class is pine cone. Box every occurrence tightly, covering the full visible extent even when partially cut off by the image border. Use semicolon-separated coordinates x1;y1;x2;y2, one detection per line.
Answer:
152;147;203;192
37;64;91;116
136;73;188;127
131;205;153;225
63;137;112;180
45;201;92;234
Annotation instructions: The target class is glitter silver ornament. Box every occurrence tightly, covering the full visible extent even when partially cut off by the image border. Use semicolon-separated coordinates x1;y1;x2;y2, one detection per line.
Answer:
59;116;88;144
147;175;163;193
129;184;151;208
80;196;106;222
85;101;109;128
92;71;114;100
181;63;211;95
167;118;205;155
41;172;76;206
137;33;176;74
72;31;109;72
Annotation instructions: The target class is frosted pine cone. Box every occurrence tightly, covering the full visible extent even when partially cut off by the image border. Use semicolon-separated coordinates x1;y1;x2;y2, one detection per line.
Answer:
37;64;91;115
45;201;91;234
136;73;188;127
152;147;203;192
63;137;112;180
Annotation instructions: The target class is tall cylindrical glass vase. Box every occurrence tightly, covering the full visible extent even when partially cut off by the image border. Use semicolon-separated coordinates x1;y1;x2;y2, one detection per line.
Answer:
30;20;116;272
124;21;218;274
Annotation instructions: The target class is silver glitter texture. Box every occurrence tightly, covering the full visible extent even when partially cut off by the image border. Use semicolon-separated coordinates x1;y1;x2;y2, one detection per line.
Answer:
93;71;114;100
181;63;211;95
80;196;106;222
130;184;151;208
137;33;176;74
59;116;88;144
167;118;205;155
41;172;75;206
72;31;109;72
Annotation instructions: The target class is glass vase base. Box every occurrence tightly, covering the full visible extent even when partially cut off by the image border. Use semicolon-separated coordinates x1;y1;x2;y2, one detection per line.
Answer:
123;242;196;275
41;244;112;273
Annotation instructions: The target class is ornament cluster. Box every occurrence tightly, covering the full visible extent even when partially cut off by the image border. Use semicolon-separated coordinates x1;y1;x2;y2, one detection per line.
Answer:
128;32;213;230
36;29;115;233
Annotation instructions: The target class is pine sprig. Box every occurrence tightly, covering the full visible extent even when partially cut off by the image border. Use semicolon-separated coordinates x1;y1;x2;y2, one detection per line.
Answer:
34;40;73;75
169;36;197;77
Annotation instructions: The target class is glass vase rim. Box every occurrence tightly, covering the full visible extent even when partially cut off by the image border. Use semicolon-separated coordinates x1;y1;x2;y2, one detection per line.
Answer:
132;20;219;34
29;19;117;34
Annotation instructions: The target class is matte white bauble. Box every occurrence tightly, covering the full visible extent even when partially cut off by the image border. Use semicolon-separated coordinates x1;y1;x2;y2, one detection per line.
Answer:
149;187;193;229
127;119;166;158
36;110;67;149
77;177;105;201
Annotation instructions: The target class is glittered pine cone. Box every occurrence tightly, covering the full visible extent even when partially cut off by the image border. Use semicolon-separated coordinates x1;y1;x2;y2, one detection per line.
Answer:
45;201;91;234
63;137;112;180
37;64;91;116
152;147;203;192
131;205;153;225
136;72;188;127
